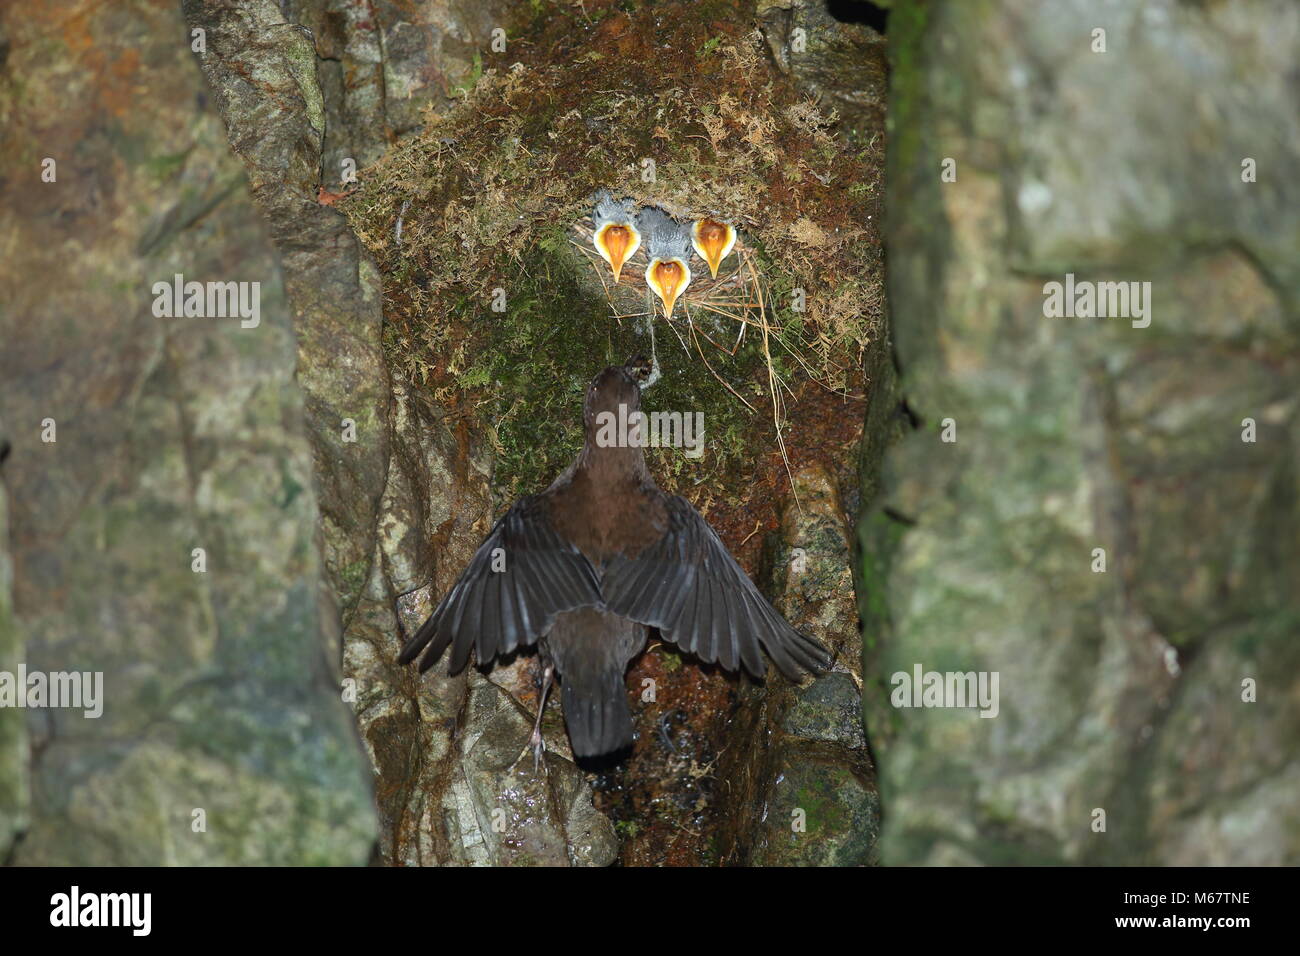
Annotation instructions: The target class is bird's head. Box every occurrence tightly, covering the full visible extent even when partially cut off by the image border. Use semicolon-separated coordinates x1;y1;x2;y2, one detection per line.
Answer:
691;218;736;278
595;222;639;283
639;207;693;319
645;256;692;318
592;191;642;283
583;362;643;431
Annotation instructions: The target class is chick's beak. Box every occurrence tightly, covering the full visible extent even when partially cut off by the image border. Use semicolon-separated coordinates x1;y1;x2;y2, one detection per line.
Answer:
646;258;691;318
692;219;736;279
595;222;641;283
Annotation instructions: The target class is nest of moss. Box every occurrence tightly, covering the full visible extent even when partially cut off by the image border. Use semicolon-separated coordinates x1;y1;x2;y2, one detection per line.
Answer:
342;0;883;503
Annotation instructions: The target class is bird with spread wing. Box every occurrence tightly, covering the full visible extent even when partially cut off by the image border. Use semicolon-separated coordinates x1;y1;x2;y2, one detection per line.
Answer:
398;358;830;763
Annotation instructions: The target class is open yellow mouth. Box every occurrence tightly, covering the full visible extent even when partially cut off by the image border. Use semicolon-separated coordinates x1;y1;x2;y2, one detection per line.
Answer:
595;223;641;283
692;218;736;278
647;258;691;318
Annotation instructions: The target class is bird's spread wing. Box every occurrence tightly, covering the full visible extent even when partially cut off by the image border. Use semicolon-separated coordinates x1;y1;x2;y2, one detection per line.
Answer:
600;495;830;679
397;496;602;674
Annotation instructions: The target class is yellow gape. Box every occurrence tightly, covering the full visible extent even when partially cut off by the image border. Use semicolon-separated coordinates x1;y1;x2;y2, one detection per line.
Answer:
594;222;640;282
691;218;736;278
646;257;692;318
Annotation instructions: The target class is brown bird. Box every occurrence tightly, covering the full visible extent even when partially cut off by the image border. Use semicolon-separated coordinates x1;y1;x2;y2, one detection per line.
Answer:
398;358;829;762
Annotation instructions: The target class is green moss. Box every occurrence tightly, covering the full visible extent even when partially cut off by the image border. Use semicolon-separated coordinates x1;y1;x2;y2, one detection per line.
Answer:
657;648;683;673
886;0;929;175
342;0;884;508
449;235;769;502
336;556;371;601
794;775;853;837
697;36;723;58
450;51;483;97
283;32;325;136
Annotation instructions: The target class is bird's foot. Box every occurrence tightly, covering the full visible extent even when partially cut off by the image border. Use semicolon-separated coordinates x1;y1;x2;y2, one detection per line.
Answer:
508;730;546;775
515;661;555;774
530;727;545;772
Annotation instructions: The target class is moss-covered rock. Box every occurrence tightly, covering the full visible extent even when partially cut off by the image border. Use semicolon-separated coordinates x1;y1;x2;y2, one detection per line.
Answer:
342;0;885;499
864;0;1300;865
0;0;377;865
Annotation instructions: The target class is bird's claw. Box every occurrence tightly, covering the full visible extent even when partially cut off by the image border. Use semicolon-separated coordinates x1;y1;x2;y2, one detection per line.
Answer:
530;727;545;772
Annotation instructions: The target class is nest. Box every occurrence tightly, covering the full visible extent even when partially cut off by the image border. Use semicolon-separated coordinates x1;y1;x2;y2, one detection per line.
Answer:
340;6;884;499
573;211;859;486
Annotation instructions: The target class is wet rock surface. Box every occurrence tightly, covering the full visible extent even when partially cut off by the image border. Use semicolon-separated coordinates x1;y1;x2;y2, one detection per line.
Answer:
368;381;620;866
716;464;878;865
863;0;1300;864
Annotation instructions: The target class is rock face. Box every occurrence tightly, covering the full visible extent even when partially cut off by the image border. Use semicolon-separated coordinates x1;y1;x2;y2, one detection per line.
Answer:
1;0;882;866
175;0;624;865
862;0;1300;864
728;465;879;866
0;429;22;859
334;0;886;865
182;0;392;661
361;381;620;867
758;0;889;142
174;0;610;866
287;0;512;174
0;0;377;863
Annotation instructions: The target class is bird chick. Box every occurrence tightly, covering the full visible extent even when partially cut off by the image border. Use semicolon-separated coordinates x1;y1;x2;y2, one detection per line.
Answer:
397;359;830;762
591;190;641;283
639;207;693;319
691;217;737;279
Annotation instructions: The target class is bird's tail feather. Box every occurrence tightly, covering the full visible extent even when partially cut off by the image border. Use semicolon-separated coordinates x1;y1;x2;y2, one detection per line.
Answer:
561;668;634;759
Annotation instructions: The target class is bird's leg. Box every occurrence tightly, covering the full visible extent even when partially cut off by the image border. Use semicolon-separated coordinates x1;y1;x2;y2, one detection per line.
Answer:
529;662;555;772
638;304;663;389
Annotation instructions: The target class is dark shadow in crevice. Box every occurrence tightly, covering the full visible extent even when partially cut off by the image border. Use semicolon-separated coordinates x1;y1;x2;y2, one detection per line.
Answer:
827;0;889;33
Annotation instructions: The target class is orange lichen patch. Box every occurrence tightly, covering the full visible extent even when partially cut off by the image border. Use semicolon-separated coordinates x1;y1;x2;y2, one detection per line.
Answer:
594;222;640;282
59;5;96;55
318;185;359;206
57;5;145;119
